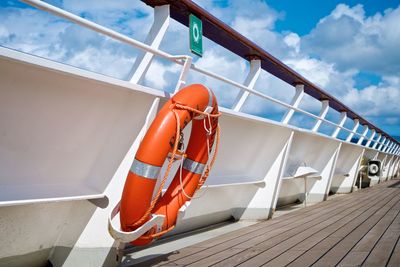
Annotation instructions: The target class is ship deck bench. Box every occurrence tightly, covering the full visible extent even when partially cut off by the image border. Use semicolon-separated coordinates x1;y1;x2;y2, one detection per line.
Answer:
129;179;400;267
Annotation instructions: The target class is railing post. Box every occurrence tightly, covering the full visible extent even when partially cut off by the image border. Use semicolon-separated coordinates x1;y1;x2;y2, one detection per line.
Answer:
378;137;387;151
357;125;368;145
383;140;390;152
127;5;170;84
372;134;382;149
391;144;398;154
383;139;391;151
331;111;347;138
281;84;305;124
365;129;376;147
312;100;329;132
393;145;398;155
232;59;261;112
173;56;192;92
388;143;395;154
382;140;391;152
385;141;394;153
346;119;359;142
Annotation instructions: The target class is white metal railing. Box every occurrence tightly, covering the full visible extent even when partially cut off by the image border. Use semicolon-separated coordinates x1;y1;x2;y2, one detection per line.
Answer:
20;0;397;154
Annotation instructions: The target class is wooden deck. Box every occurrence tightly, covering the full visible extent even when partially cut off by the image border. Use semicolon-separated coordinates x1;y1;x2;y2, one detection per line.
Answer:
135;179;400;267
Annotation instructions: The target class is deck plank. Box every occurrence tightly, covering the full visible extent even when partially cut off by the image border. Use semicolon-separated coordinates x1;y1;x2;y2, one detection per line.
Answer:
132;179;400;267
170;193;372;266
387;237;400;267
338;208;400;266
311;194;400;267
361;210;400;266
213;187;393;267
233;189;398;267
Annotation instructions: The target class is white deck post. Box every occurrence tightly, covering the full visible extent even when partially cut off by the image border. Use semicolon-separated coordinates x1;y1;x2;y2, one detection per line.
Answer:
312;100;329;132
233;131;294;220
365;129;376;147
372;134;382;149
387;156;397;179
346;119;359;142
281;84;305;124
351;149;366;190
357;125;368;145
232;59;261;112
331;111;347;138
127;5;170;84
308;143;342;202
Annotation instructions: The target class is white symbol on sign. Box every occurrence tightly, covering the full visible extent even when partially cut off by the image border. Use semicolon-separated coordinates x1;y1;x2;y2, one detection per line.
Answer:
193;23;200;43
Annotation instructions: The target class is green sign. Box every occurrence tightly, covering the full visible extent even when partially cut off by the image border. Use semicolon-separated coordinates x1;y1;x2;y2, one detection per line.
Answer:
189;14;203;57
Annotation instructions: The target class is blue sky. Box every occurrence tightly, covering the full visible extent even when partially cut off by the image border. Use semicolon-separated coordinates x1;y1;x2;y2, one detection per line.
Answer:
0;0;399;137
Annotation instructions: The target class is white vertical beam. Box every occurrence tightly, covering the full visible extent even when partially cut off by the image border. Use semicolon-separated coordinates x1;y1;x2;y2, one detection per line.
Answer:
308;143;342;202
390;158;398;178
234;131;294;220
281;84;305;124
378;137;387;151
357;125;368;145
312;100;329;132
233;59;261;112
372;134;382;149
365;129;376;147
331;112;347;138
346;119;359;142
127;5;170;84
350;149;365;190
174;56;192;92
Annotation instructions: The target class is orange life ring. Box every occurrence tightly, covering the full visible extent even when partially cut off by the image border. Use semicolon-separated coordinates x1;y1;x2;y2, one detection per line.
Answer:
120;84;220;245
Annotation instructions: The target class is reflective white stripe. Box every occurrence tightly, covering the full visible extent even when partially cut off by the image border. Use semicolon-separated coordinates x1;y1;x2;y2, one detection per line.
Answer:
183;158;206;175
130;159;161;179
194;86;214;120
205;86;213;108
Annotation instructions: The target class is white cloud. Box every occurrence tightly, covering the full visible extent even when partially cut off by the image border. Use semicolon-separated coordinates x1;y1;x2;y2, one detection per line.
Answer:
144;60;180;90
329;3;365;23
283;33;300;54
343;78;400;117
303;4;400;76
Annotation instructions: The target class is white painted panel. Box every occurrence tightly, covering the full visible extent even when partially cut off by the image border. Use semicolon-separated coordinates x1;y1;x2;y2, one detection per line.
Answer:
0;54;157;204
